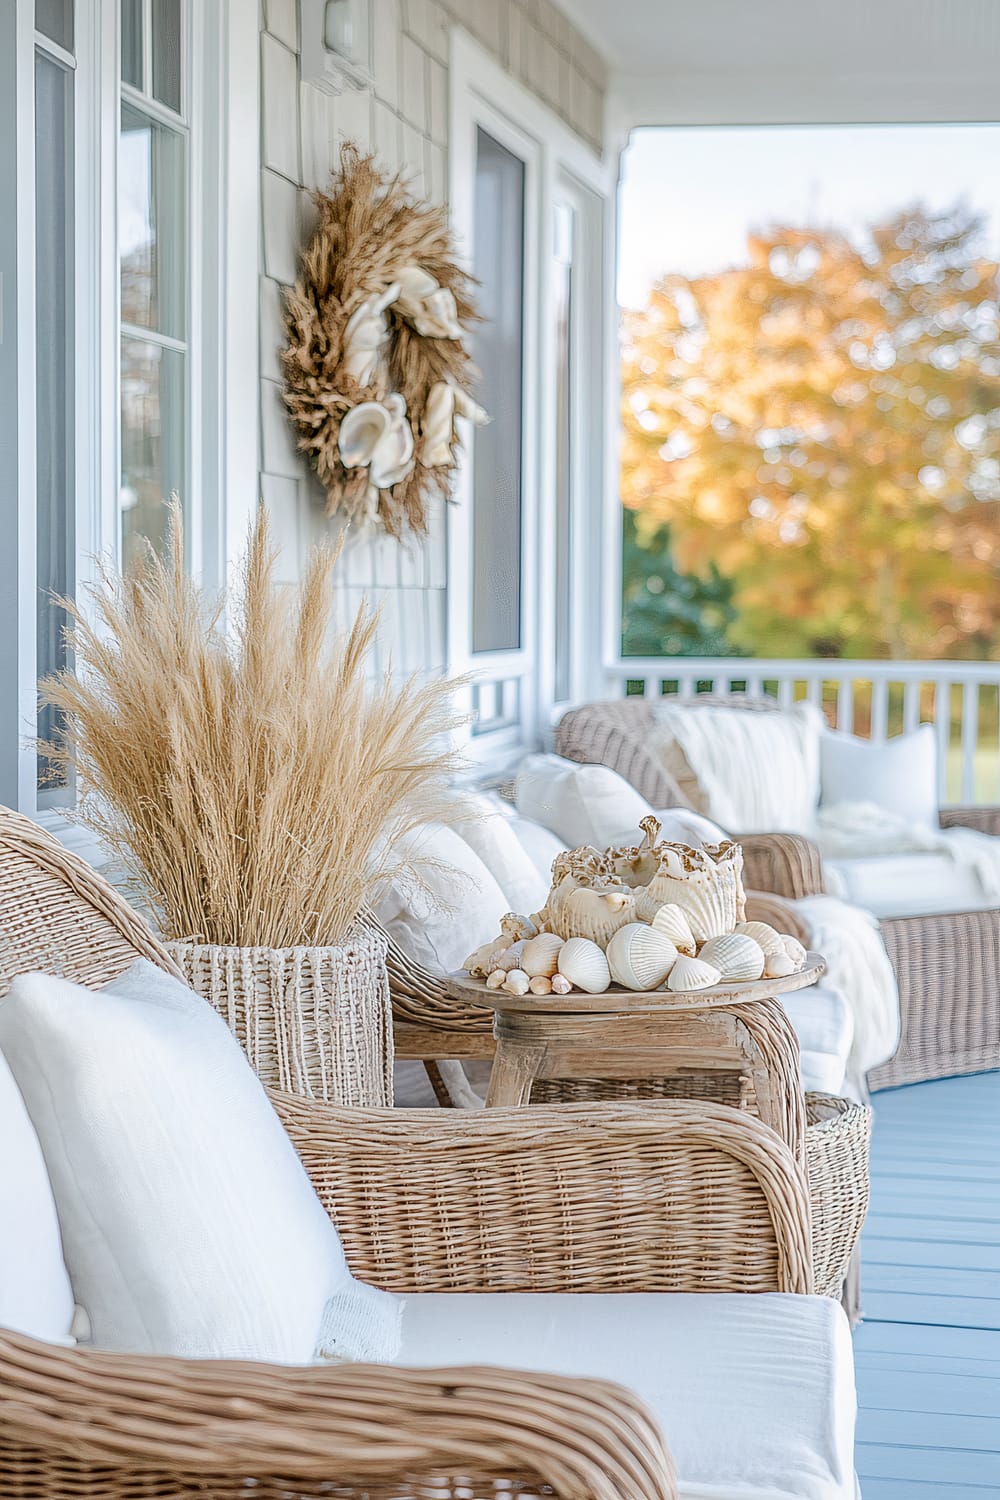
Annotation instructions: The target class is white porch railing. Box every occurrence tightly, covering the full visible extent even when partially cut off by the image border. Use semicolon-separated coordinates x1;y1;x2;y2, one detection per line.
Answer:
604;657;1000;807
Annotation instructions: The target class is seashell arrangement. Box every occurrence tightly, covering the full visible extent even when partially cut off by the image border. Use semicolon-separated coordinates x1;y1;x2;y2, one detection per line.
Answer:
462;825;812;1000
698;933;765;982
605;923;678;992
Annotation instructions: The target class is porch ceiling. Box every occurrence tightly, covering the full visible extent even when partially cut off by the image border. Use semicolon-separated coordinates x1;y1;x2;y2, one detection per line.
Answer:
556;0;1000;124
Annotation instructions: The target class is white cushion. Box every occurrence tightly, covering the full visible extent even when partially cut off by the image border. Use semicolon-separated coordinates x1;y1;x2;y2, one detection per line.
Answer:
820;725;938;828
398;1291;857;1500
515;753;655;848
649;702;824;835
374;822;511;974
505;814;565;886
780;986;853;1096
0;961;401;1363
823;851;991;918
0;1049;75;1343
450;793;552;916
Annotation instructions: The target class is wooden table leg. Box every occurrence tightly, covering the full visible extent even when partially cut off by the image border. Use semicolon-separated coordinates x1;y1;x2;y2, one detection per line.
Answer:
485;1037;547;1106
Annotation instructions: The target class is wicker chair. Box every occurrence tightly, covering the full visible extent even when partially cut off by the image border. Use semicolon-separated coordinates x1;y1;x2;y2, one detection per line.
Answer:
0;803;822;1498
556;697;1000;1090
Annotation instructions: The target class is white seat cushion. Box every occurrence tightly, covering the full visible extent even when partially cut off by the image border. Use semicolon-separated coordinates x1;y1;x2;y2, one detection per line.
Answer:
820;725;938;829
781;985;853;1096
0;1050;75;1343
398;1291;857;1500
824;851;991;918
0;961;400;1363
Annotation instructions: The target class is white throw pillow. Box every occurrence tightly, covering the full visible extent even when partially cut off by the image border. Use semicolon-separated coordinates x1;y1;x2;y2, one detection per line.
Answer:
514;754;656;849
649;702;824;835
373;822;510;974
450;793;552;916
0;1049;76;1343
820;724;938;828
0;961;401;1363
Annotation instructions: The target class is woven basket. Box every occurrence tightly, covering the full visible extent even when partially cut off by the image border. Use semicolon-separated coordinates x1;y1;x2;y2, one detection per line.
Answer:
805;1091;871;1298
167;922;393;1106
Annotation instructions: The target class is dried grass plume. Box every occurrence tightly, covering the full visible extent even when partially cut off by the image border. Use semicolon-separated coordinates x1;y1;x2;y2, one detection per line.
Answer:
41;506;468;948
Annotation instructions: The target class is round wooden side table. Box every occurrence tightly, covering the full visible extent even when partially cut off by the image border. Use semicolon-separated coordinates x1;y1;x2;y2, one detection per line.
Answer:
445;955;825;1161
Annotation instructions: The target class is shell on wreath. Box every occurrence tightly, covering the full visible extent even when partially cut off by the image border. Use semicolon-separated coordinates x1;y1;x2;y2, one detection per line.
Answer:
697;933;765;983
781;934;808;970
650;903;698;956
557;937;611;994
634;841;746;939
666;954;722;992
521;932;565;978
395;266;463;340
733;921;787;958
605;923;678;992
544;876;637;947
338;394;415;490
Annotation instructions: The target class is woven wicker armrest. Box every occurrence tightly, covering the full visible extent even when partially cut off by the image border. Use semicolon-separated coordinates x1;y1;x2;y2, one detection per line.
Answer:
940;805;1000;836
744;890;812;947
275;1095;813;1296
555;703;682;806
0;1330;676;1500
736;832;826;901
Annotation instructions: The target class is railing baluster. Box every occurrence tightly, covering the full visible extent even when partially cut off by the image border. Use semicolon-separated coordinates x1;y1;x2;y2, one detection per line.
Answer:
870;678;889;743
961;680;979;805
777;676;794;709
903;680;920;733
644;676;657;699
677;673;694;699
839;679;854;735
935;680;951;805
745;674;762;698
805;675;822;708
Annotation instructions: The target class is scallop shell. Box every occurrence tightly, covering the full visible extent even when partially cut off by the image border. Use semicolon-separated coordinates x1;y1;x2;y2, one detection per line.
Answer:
781;934;808;970
636;842;746;938
557;937;611;994
521;932;565;978
666;954;722;992
698;933;765;982
605;923;678;992
733;921;787;958
650;903;697;955
764;950;796;979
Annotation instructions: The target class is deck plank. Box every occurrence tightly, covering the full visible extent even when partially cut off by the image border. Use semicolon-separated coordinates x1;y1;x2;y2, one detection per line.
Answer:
856;1069;1000;1491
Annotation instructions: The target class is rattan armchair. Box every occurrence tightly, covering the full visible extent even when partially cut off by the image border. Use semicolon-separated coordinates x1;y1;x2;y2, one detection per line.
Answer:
0;804;820;1499
555;697;1000;1089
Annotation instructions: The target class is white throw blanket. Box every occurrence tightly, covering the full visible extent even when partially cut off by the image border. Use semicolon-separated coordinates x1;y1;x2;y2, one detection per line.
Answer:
816;800;1000;906
792;893;900;1088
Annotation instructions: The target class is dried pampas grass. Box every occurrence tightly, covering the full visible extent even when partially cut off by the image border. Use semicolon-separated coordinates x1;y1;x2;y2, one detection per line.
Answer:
41;506;467;948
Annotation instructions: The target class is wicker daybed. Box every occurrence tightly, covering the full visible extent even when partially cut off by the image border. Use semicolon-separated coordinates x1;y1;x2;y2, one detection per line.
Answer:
555;695;1000;1090
0;804;830;1500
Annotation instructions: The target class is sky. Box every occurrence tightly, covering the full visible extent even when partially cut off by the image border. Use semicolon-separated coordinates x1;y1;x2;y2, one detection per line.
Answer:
618;124;1000;308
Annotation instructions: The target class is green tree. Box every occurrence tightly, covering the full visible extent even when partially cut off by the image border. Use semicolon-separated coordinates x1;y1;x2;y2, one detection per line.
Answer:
621;205;1000;659
622;508;739;657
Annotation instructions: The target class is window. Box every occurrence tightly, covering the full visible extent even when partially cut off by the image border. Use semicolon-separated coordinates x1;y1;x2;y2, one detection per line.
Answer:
119;0;188;569
449;33;612;758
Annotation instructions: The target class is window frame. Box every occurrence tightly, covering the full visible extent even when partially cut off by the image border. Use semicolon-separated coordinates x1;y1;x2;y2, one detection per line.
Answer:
448;31;614;766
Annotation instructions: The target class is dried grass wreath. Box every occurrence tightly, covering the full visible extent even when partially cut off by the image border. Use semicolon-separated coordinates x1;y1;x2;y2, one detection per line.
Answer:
282;143;487;537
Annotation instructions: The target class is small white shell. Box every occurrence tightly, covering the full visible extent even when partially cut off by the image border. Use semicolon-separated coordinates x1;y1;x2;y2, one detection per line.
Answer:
557;937;611;994
485;968;507;990
734;921;787;957
528;975;553;996
521;932;565;978
698;934;765;982
605;923;678;991
465;936;511;976
781;935;807;970
650;903;697;955
495;941;526;972
666;954;722;992
550;973;573;995
764;951;796;979
503;969;531;995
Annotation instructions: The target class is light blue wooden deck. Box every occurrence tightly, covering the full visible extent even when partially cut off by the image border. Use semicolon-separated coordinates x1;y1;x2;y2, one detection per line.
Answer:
856;1069;1000;1497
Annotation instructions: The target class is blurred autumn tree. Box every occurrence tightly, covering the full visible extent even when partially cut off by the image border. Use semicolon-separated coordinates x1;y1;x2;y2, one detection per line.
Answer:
621;205;1000;659
622;509;738;657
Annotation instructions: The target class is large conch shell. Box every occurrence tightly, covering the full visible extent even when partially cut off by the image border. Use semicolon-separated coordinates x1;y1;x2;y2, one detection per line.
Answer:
395;265;462;339
543;877;636;947
341;283;401;387
339;394;415;519
610;815;664;889
419;379;489;467
634;841;746;938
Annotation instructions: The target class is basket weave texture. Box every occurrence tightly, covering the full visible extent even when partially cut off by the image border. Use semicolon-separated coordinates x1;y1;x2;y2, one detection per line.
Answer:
168;926;393;1106
804;1091;871;1298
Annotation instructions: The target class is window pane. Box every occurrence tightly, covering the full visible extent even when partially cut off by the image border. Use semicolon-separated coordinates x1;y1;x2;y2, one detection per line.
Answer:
119;103;186;337
152;0;181;112
36;0;73;51
121;0;143;88
553;201;574;703
120;337;186;570
471;128;525;655
35;49;74;792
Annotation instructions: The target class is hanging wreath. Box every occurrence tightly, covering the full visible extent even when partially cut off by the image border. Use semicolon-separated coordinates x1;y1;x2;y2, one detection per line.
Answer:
282;143;487;537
